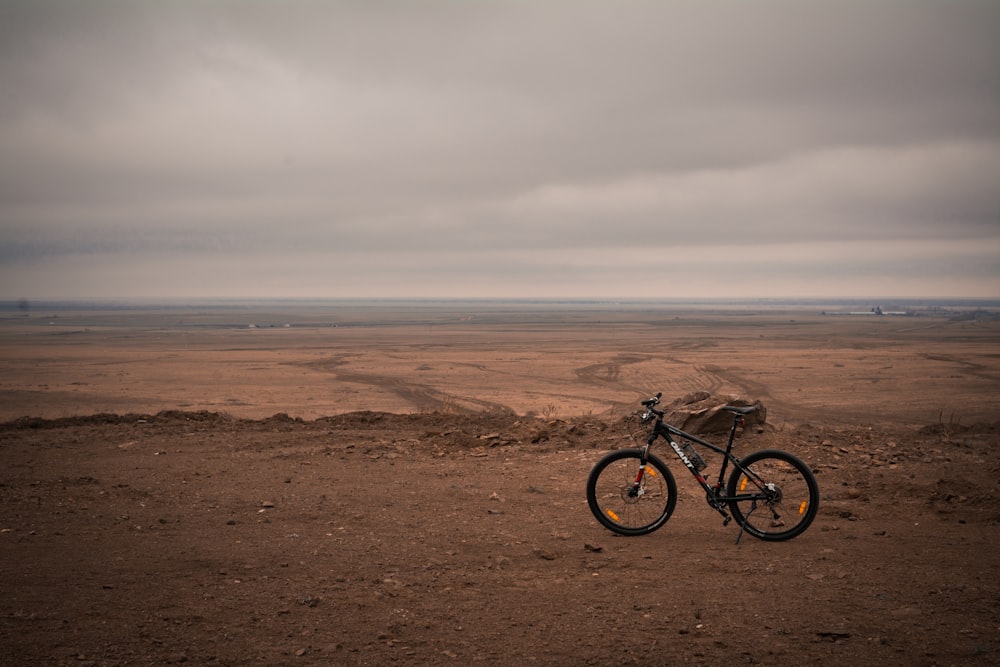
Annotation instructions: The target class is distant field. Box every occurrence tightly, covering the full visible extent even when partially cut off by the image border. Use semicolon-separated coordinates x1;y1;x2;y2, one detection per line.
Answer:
2;300;998;426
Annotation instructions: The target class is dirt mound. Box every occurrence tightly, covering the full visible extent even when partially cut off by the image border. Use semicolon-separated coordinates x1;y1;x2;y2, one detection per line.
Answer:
2;409;239;430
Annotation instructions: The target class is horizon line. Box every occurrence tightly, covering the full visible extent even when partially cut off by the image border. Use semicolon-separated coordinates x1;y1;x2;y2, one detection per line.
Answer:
4;295;999;306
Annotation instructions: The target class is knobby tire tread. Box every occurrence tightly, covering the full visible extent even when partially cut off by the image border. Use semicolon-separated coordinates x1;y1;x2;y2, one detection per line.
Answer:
586;449;677;536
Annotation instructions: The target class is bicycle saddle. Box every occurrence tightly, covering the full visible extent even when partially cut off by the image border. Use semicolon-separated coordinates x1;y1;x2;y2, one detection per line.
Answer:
721;405;756;414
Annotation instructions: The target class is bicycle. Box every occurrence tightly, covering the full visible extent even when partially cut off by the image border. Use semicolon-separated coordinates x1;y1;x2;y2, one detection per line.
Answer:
586;392;819;542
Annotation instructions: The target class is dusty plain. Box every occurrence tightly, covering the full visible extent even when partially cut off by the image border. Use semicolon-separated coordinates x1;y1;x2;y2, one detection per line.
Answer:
1;300;999;666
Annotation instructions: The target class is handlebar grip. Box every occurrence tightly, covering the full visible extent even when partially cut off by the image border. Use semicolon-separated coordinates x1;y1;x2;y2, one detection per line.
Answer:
640;392;662;407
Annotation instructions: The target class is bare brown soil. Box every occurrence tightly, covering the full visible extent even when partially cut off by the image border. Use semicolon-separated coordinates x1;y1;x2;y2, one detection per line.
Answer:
1;304;999;665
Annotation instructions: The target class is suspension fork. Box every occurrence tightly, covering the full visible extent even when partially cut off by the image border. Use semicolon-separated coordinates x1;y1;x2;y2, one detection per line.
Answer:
630;429;658;487
632;441;652;486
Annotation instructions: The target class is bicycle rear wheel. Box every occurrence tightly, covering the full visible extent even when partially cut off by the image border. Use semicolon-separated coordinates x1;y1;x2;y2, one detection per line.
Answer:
586;449;677;536
727;449;818;541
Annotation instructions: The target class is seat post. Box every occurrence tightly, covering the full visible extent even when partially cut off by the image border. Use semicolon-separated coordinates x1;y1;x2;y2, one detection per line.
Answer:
724;412;744;451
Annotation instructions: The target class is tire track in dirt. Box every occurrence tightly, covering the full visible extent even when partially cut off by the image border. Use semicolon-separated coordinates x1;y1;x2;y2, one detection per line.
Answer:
629;357;804;419
694;362;805;416
919;352;1000;383
647;354;728;392
702;363;864;423
291;355;515;414
574;354;746;403
571;355;738;414
573;354;654;395
697;363;759;397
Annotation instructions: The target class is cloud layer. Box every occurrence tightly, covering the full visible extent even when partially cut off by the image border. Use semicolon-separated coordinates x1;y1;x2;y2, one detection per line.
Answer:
2;1;998;299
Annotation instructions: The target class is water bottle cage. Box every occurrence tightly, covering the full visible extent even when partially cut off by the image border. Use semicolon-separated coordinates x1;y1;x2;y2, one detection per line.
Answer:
681;442;707;472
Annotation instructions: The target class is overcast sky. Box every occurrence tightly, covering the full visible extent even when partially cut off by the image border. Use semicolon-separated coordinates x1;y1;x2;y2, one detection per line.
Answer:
1;1;997;301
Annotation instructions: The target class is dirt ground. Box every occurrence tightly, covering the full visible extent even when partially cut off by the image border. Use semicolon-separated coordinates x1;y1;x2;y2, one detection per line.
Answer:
1;302;999;666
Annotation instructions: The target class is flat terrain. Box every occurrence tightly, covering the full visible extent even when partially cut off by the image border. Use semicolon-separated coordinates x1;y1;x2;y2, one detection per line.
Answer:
3;301;998;426
1;301;998;665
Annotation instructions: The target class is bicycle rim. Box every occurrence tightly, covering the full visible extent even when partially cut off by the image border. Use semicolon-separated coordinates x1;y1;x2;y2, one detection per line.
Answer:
727;450;818;541
586;449;676;536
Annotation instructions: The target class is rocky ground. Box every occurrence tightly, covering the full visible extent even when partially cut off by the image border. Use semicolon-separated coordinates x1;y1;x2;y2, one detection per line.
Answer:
2;408;998;666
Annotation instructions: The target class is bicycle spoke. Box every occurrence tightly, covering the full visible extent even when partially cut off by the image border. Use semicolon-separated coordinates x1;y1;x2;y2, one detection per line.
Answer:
586;450;676;536
727;450;818;541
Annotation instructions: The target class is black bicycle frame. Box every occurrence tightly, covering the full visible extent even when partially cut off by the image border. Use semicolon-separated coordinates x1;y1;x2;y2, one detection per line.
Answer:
637;412;757;522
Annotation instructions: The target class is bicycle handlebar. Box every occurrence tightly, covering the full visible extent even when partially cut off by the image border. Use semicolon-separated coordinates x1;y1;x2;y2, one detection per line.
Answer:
640;392;662;408
641;392;664;418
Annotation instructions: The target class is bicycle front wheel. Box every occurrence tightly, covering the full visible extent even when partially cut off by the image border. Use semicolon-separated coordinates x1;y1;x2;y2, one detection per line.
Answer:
727;449;819;541
586;449;677;536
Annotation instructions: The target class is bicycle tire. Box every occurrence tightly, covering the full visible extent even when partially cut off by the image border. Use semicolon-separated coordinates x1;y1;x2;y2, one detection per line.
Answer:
586;448;677;536
726;449;819;541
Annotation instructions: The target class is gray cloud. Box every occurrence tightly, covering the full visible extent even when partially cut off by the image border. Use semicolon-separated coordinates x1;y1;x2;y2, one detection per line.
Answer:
1;0;997;299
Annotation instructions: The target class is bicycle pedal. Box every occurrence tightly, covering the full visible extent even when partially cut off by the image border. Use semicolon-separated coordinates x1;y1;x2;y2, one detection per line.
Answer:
722;516;731;527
